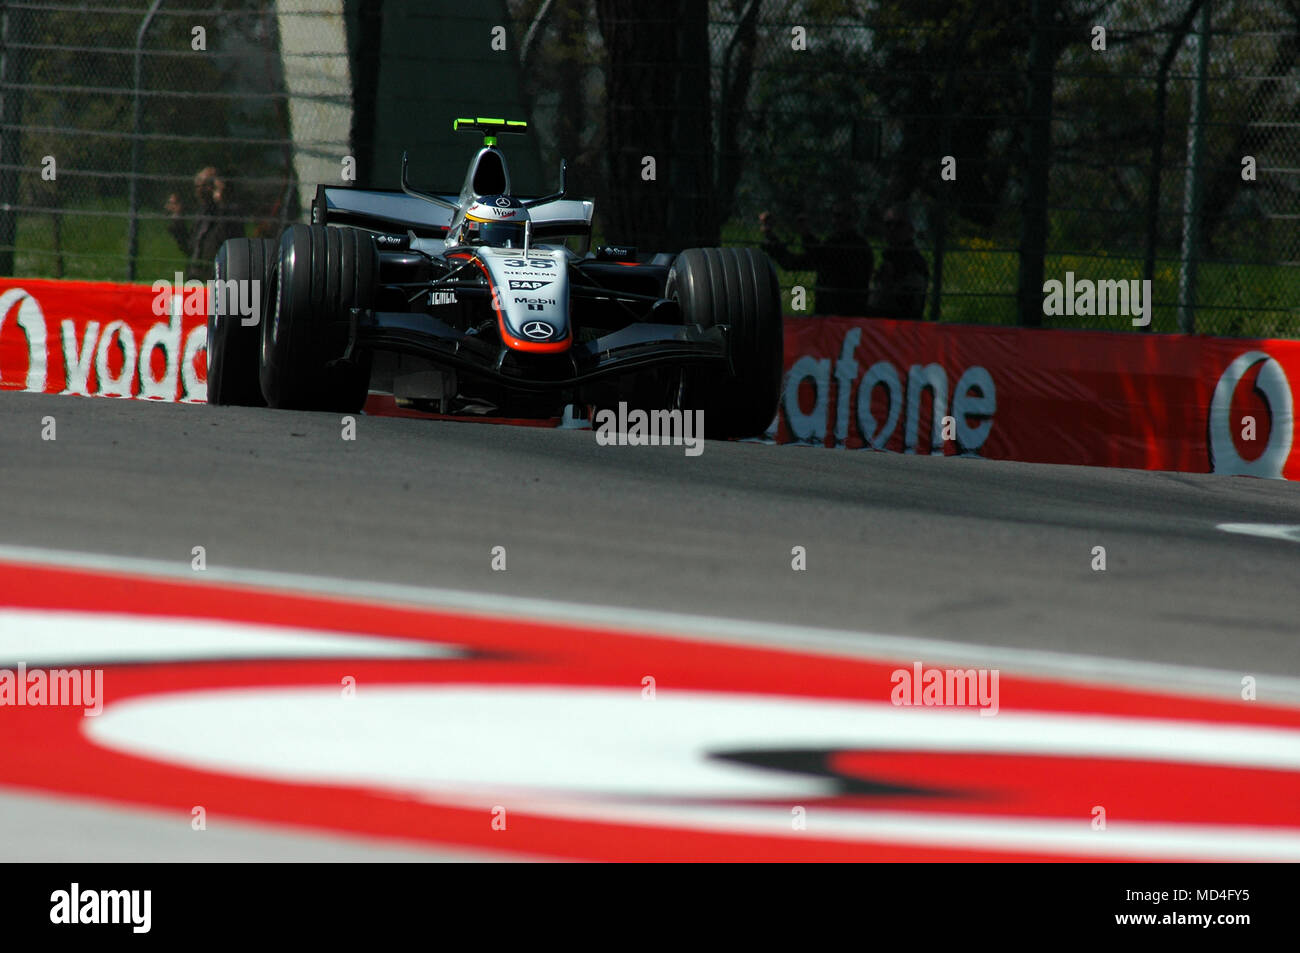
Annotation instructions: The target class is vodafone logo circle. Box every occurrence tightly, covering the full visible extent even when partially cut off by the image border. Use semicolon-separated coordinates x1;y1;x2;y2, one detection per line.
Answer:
1209;351;1293;477
0;287;48;392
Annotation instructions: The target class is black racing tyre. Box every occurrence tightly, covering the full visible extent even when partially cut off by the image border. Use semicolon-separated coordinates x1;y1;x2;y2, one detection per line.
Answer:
666;247;783;439
260;224;377;411
207;237;276;406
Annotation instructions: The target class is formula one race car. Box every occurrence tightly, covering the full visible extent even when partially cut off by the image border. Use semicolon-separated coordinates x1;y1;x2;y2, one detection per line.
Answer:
206;117;781;437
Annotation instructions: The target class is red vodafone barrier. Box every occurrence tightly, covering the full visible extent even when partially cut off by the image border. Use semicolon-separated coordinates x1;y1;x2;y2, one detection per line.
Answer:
773;316;1300;479
0;278;207;402
3;278;1297;478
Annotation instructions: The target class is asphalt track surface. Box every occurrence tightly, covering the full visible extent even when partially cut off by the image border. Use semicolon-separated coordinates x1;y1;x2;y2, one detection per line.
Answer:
3;390;1300;673
2;390;1300;858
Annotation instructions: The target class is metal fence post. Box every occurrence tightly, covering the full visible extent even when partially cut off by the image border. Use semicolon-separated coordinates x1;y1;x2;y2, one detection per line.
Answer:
0;4;32;277
1016;0;1056;328
126;0;164;282
1177;0;1213;335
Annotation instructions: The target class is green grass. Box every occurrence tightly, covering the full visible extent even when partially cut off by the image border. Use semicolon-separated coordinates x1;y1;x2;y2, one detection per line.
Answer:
758;242;1300;338
935;248;1300;338
13;199;230;284
14;208;1300;338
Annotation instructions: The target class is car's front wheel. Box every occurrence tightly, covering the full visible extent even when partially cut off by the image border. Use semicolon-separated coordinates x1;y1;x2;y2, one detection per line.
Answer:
260;224;376;411
667;247;783;439
208;237;276;406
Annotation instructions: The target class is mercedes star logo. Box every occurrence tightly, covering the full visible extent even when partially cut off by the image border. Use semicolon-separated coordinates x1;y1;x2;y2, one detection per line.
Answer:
521;320;554;339
494;196;512;207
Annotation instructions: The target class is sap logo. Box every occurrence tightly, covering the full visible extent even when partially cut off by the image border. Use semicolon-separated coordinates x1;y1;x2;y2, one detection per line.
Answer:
428;291;458;306
509;280;551;291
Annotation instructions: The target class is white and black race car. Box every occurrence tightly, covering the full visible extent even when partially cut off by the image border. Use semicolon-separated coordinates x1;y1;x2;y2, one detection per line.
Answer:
206;117;781;437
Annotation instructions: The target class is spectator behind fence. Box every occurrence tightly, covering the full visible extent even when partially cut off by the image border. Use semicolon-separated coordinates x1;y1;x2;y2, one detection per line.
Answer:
870;206;929;320
165;167;244;281
758;209;873;316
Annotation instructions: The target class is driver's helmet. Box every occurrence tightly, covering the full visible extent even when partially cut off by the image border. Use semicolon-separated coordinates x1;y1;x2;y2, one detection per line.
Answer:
456;195;528;248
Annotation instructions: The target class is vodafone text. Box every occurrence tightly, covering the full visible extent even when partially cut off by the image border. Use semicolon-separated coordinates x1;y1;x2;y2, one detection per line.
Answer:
784;328;996;451
50;884;151;934
0;287;206;400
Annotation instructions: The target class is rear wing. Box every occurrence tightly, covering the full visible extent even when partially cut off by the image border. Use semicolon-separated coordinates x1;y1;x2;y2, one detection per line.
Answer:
313;185;456;235
527;198;593;243
312;185;593;245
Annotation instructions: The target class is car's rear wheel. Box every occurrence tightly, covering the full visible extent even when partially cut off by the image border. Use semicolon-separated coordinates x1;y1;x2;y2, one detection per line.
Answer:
667;247;782;438
208;237;276;406
260;224;376;411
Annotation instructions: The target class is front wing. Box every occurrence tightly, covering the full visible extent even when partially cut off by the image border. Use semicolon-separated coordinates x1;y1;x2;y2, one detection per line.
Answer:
354;309;729;393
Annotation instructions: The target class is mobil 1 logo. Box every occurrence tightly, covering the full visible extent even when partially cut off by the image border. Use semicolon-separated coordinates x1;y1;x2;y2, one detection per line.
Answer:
515;295;556;312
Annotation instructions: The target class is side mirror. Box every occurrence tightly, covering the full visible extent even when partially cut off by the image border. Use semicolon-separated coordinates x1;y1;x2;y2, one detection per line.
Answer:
400;152;457;211
523;158;567;209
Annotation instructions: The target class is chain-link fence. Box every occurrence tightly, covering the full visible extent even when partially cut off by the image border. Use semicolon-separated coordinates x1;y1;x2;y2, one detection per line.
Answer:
514;0;1300;336
0;0;342;283
2;0;1297;335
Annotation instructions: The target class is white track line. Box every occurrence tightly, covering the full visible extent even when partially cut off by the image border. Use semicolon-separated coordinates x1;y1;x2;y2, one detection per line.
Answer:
0;542;1295;702
1218;522;1300;543
0;608;459;666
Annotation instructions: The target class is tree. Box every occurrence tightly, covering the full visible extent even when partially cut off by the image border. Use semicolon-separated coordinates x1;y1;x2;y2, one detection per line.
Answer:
594;1;716;251
0;4;34;275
